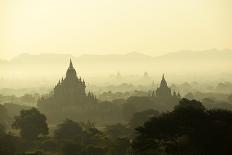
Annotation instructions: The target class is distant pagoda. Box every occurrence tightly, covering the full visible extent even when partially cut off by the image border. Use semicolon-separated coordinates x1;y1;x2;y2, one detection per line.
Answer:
151;74;181;99
38;59;96;107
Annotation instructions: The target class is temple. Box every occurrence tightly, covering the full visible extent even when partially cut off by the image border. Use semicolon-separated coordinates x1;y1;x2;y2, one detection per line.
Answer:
151;74;181;99
38;59;96;107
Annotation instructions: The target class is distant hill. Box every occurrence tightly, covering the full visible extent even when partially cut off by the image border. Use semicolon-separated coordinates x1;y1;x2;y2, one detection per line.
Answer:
77;52;153;62
153;49;232;72
0;49;231;78
154;49;232;62
8;49;232;65
9;51;153;64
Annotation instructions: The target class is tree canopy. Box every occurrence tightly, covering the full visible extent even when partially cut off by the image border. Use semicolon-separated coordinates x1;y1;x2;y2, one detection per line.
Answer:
132;98;232;155
12;108;48;140
54;119;84;140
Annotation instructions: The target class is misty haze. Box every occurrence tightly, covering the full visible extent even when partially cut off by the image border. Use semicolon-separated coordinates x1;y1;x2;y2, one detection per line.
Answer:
1;0;232;155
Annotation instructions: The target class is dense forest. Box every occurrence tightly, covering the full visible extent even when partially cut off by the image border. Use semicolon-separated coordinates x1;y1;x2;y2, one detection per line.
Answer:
1;98;232;155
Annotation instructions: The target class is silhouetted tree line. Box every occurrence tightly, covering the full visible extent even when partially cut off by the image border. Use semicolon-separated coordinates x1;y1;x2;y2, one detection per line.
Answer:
0;93;39;106
132;98;232;155
37;95;178;125
0;98;232;155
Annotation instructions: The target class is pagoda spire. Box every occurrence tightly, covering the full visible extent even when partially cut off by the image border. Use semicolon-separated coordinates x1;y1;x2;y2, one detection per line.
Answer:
177;92;181;98
160;73;167;87
69;59;73;69
66;59;77;79
173;91;177;97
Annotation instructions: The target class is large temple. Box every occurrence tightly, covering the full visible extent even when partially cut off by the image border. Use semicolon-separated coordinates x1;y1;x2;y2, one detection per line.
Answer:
38;59;96;108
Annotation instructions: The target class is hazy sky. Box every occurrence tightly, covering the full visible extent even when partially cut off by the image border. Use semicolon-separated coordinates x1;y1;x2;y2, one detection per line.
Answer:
1;0;231;59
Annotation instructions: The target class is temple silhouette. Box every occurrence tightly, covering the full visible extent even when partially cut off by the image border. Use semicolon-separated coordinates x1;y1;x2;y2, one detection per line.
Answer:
151;74;181;99
38;59;96;108
37;61;181;121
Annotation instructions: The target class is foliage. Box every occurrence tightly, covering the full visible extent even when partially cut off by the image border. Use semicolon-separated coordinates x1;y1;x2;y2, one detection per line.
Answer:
105;123;131;140
12;108;48;140
0;104;10;128
129;109;159;129
1;97;232;155
0;134;17;155
54;119;84;140
108;137;131;155
123;96;155;121
62;141;82;155
132;98;232;155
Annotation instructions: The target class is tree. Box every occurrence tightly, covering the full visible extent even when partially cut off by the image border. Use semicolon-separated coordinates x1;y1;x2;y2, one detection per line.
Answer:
184;92;194;100
0;134;17;155
108;137;130;155
228;94;232;103
174;98;205;111
62;141;82;155
54;119;84;140
123;96;155;121
132;98;232;155
105;123;131;140
0;104;9;129
12;108;48;140
84;145;106;155
0;124;5;136
129;109;159;129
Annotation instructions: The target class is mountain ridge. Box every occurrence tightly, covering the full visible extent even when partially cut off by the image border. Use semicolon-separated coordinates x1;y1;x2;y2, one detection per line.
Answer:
0;49;231;77
8;49;232;62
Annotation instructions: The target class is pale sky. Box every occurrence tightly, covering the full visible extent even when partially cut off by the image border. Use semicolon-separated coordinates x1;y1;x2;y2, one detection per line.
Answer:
1;0;231;59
